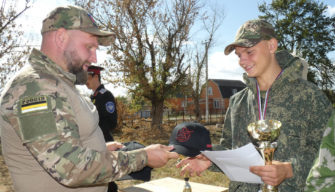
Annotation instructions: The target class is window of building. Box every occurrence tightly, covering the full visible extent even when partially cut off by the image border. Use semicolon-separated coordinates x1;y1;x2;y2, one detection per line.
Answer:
214;99;220;109
208;87;213;95
181;101;186;107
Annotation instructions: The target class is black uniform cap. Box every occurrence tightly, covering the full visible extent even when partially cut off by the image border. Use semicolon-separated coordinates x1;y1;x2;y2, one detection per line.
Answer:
88;65;104;75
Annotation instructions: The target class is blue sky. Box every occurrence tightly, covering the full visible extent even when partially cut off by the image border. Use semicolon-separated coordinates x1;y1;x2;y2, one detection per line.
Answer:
15;0;335;96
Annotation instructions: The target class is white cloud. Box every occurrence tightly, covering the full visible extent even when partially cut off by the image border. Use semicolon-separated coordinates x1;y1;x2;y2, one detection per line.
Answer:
326;5;335;17
105;84;128;97
208;51;244;81
77;84;128;97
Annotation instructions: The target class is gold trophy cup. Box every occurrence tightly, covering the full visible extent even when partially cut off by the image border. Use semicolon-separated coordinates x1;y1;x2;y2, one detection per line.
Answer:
247;119;282;192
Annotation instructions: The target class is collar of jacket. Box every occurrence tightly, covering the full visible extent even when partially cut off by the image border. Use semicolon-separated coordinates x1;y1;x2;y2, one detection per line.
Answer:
93;84;105;97
28;48;76;86
243;50;303;95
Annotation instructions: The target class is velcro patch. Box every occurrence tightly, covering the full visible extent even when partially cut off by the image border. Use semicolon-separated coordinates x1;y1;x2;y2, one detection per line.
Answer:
20;96;48;114
105;101;115;113
17;95;57;143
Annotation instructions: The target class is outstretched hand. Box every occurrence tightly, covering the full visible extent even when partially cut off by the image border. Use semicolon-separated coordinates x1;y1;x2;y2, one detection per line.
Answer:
144;144;178;168
249;161;293;186
176;154;212;177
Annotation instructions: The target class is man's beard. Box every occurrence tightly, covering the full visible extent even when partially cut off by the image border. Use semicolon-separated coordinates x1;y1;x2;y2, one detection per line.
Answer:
64;50;88;85
74;70;88;85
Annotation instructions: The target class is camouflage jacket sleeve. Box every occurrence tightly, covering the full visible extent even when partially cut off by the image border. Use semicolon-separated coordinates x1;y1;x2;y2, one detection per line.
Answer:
218;104;232;150
208;101;233;172
7;77;147;187
305;112;335;192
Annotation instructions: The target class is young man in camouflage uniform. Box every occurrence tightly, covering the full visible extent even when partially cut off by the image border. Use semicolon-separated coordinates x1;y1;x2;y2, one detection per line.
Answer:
0;5;177;192
305;112;335;191
177;19;332;191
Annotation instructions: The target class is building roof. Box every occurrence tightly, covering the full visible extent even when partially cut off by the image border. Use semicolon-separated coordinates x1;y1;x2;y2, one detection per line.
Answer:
210;79;246;87
209;79;246;98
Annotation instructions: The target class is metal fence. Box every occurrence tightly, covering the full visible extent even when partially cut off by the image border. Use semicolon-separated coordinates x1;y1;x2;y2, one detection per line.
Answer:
124;108;225;127
164;109;225;125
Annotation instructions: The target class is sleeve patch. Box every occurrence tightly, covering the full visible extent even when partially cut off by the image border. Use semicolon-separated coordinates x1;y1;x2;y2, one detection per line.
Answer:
105;101;115;113
20;96;48;114
17;95;58;143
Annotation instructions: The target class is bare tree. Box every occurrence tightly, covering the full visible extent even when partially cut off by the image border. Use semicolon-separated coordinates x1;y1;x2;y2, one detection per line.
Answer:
73;0;210;129
0;0;32;92
186;2;224;122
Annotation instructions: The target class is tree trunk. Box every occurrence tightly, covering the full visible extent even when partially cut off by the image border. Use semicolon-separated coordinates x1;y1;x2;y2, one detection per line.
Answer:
193;96;202;122
151;99;164;129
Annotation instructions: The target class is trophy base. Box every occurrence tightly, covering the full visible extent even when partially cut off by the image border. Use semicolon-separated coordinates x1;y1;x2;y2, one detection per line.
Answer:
261;184;278;192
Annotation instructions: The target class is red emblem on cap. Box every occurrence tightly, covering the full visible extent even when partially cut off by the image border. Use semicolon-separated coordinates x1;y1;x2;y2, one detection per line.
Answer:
176;127;194;142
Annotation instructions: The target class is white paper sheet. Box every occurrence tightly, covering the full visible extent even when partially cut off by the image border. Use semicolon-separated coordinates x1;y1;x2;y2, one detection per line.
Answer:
201;143;264;184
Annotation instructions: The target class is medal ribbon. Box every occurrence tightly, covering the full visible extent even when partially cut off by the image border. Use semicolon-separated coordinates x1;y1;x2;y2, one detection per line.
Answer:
256;70;283;120
256;84;269;120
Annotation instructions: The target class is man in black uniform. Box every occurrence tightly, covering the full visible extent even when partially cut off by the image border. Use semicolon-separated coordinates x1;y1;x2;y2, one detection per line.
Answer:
86;65;118;191
86;65;117;142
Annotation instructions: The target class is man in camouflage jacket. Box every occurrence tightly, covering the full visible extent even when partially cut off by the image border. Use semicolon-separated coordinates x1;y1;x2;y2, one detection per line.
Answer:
218;50;331;191
305;112;335;191
177;19;332;192
0;5;177;192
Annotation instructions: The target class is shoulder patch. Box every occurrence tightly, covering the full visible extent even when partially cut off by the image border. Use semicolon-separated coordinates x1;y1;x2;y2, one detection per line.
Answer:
20;96;48;114
17;95;57;143
99;88;107;94
105;101;115;113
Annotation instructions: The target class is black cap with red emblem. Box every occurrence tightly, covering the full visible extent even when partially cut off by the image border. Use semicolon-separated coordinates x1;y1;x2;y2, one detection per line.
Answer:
169;122;212;157
87;65;104;75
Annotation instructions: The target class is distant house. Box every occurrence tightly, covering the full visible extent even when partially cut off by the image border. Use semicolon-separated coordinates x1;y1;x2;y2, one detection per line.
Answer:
199;79;246;113
166;79;246;115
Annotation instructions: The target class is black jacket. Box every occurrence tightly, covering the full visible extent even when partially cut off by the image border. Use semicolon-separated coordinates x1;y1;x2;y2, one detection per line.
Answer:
91;84;117;142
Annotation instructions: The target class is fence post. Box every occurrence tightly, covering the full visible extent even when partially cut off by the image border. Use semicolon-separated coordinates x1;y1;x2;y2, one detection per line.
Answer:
182;110;185;122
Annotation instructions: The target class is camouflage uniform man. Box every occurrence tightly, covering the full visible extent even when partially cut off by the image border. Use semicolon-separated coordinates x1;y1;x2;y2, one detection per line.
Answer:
305;112;335;191
177;19;332;192
0;5;177;192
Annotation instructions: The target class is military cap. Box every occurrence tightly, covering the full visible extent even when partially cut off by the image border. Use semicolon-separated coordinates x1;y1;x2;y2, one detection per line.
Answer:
224;19;276;55
41;5;114;46
87;65;104;75
169;122;212;157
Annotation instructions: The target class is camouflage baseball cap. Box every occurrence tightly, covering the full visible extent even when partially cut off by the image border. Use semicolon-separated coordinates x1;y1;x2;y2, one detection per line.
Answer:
224;19;276;55
41;5;114;46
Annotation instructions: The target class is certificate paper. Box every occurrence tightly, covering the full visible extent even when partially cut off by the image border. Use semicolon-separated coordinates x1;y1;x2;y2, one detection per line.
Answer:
201;143;264;184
